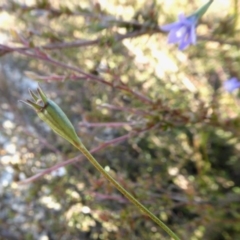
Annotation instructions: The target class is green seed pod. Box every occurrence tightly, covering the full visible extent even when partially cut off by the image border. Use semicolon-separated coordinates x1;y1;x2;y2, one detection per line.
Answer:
20;87;81;147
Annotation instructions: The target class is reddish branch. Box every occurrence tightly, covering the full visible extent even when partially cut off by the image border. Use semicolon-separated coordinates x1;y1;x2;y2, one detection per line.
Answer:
0;44;154;105
18;124;157;184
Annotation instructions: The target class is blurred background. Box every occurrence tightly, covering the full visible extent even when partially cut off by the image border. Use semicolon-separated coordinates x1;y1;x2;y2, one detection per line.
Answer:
0;0;240;239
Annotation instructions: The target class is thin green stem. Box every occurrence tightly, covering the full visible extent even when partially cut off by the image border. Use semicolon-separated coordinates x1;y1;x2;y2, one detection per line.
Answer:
73;141;180;240
233;0;238;30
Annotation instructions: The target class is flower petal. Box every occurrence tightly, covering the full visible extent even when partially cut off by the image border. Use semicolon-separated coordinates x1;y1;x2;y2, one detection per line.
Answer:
224;78;240;93
190;25;197;44
178;14;191;25
161;13;198;50
179;35;191;50
161;22;181;31
167;29;181;43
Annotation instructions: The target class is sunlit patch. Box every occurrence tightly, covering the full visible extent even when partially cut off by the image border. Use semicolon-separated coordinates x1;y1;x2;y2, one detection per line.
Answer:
104;165;110;172
153;51;178;78
40;196;61;210
39;236;49;240
4;143;16;154
1;155;12;164
3;120;15;129
68;190;80;199
66;203;96;231
181;77;197;92
168;167;179;176
0;166;13;186
66;203;82;220
51;167;66;177
123;39;149;65
174;174;189;190
82;206;91;214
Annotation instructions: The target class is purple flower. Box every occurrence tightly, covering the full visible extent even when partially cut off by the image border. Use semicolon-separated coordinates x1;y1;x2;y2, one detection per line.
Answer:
224;77;240;93
161;14;198;50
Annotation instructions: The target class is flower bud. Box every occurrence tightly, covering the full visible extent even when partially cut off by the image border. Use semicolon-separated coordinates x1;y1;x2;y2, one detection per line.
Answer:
192;0;213;20
20;87;81;147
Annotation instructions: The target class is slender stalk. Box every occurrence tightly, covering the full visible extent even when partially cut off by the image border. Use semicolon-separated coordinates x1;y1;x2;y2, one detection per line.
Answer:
73;140;180;240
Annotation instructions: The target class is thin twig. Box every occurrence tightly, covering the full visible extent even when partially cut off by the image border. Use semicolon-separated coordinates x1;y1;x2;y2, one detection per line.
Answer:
0;44;154;105
79;121;142;128
18;124;156;184
98;103;155;116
